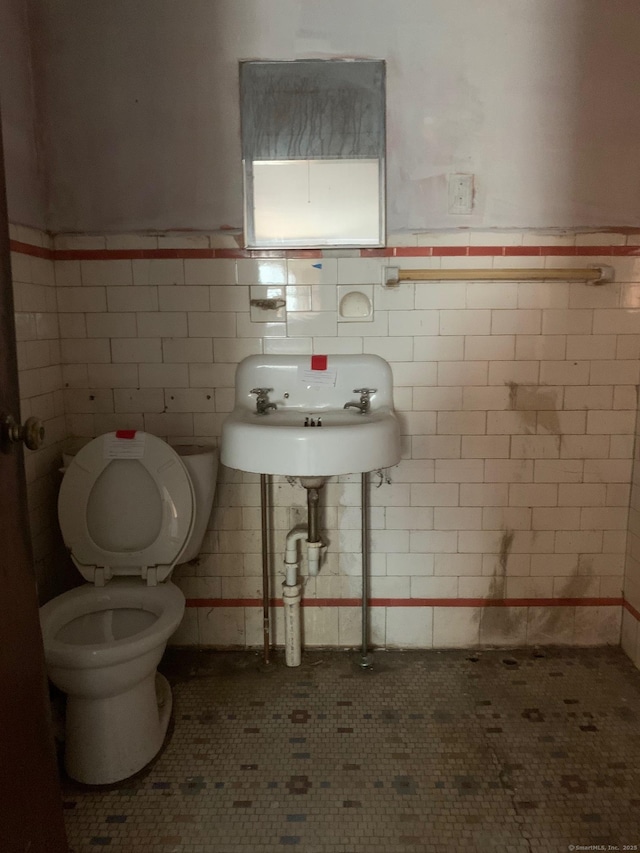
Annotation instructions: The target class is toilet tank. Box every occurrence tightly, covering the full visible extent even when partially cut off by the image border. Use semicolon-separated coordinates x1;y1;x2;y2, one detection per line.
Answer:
172;445;218;564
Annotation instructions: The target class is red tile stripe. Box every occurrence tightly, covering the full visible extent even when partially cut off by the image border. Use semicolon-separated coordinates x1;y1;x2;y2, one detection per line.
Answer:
10;240;54;260
623;598;640;622
185;596;623;609
9;239;640;261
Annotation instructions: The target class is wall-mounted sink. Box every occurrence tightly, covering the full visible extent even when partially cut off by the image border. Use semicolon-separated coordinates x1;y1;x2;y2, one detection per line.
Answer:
221;355;401;476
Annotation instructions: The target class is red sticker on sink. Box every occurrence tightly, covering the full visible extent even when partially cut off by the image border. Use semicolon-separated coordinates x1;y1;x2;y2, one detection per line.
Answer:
311;355;328;371
115;429;137;439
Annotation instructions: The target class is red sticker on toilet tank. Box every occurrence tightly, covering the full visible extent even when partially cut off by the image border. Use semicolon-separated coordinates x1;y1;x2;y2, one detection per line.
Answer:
115;429;137;439
311;355;328;371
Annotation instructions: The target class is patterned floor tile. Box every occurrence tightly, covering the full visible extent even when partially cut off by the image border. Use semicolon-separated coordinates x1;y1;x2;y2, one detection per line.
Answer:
61;648;640;852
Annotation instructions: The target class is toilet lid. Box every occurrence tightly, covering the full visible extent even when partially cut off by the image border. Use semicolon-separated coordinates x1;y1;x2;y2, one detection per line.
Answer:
58;432;195;585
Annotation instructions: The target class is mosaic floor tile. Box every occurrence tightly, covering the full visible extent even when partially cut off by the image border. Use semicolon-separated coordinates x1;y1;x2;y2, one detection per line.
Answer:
61;647;640;852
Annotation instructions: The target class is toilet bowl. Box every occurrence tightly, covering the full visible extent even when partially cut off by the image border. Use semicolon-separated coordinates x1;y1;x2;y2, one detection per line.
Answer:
39;432;218;785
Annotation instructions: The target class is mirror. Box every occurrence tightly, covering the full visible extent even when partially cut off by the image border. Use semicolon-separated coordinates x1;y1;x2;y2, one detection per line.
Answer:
240;60;385;249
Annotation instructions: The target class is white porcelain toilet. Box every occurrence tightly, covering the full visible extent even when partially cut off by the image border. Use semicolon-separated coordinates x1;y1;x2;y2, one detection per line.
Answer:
39;431;218;785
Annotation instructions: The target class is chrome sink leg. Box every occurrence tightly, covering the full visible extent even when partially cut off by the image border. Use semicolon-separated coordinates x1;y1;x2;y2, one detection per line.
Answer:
360;471;372;670
260;474;271;665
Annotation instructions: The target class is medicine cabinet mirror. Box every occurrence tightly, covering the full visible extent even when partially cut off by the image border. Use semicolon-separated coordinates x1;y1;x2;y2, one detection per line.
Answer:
240;60;385;249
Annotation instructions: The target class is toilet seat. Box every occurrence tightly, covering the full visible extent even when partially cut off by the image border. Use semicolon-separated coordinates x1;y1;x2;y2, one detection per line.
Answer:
39;581;185;670
58;432;195;585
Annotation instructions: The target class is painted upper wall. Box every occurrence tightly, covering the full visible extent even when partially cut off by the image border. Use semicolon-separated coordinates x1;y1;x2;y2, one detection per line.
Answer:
34;0;640;234
0;0;46;229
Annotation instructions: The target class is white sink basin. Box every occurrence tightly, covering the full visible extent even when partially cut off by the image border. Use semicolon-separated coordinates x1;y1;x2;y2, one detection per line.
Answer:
221;355;401;476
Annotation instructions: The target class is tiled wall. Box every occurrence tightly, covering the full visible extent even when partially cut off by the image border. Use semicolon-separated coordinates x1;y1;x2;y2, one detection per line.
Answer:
10;225;72;603
622;404;640;668
12;228;640;653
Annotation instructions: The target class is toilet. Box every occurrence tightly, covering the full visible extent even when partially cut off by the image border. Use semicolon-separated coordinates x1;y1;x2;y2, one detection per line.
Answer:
39;431;218;785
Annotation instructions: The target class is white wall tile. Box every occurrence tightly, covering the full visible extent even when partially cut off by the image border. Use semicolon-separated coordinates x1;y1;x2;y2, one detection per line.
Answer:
137;311;187;337
539;360;589;386
386;608;433;648
484;459;533;482
465;335;514;361
467;283;517;309
566;335;616;360
492;309;541;335
373;282;415;310
237;259;287;285
87;363;139;388
410;484;459;506
287;258;337;285
462;386;511;410
189;311;237;338
534;459;583;483
237;313;286;338
388;554;434;577
392;362;438;387
410;576;457;596
363;336;413;361
389;310;438;336
107;285;158;312
461;435;510;458
437;411;486;435
81;260;132;287
184;259;237;285
412;435;461;459
433;607;481;647
114;388;165;413
482;508;532;530
410;531;457;553
31;229;640;652
211;285;249;311
287;311;337;337
586;410;636;435
564;386;613;410
414;335;464;361
86;312;136;338
132;259;184;286
542;309;606;335
213;338;262;362
515;334;566;360
591;360;640;385
139;363;189;388
440;309;490;336
488;360;539;386
265;336;313;355
164;338;213;363
509;484;558;506
57;286;107;312
435;459;485;482
460;483;509;506
111;338;162;363
433;507;482;530
437;361;487;386
517;281;569;309
413;387;462;411
61;338;111;363
144;411;195;437
159;285;209;312
336;258;382;285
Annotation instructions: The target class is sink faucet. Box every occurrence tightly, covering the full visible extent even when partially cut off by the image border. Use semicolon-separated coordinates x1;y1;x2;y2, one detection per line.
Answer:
250;387;277;415
344;387;377;415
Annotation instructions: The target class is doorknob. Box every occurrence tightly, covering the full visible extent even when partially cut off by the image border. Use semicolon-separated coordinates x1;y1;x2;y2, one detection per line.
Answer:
1;414;45;451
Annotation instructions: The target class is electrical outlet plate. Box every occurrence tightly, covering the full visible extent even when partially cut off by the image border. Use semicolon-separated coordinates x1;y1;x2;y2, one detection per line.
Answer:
448;173;474;215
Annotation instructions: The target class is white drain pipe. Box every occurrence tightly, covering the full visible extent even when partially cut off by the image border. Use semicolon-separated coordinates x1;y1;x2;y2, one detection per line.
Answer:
283;526;307;668
282;526;325;667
